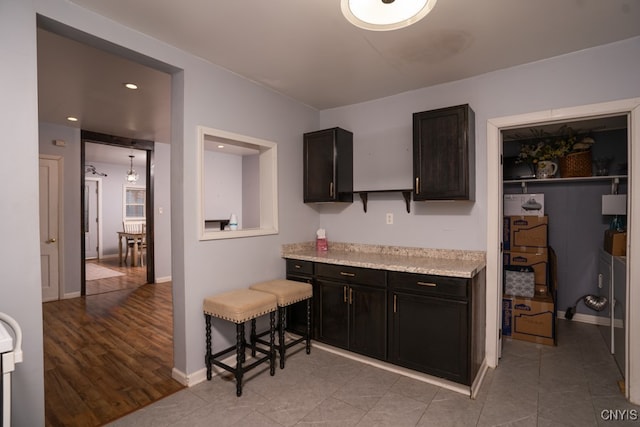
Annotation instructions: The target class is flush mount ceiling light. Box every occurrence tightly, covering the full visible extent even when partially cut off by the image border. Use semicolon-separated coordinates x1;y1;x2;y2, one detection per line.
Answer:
341;0;437;31
66;116;78;122
126;155;139;183
124;83;138;90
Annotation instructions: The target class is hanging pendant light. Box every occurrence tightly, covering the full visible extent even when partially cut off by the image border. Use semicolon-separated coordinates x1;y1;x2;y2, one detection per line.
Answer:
126;155;139;183
341;0;438;31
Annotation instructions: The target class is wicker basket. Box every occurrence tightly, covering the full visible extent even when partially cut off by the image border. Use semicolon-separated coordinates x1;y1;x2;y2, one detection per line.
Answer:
559;151;592;177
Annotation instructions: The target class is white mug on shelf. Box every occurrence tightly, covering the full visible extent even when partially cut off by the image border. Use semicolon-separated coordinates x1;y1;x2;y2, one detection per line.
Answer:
535;161;558;179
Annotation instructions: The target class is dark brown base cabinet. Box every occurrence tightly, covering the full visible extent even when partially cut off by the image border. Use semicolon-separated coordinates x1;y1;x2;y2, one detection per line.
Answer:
316;263;387;361
389;271;485;386
285;259;485;387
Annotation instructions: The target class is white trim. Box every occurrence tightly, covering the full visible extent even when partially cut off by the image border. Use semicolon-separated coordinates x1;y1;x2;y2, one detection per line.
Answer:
123;184;146;221
197;126;279;241
486;97;640;405
62;291;81;300
557;311;616;326
155;275;172;283
173;352;239;387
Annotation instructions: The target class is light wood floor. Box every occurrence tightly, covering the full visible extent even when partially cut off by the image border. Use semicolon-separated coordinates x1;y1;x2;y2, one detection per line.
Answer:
43;275;184;426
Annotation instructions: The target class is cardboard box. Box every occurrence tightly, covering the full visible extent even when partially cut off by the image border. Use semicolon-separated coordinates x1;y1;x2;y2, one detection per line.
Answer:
504;249;548;288
504;194;544;216
502;295;556;346
503;216;549;250
604;229;626;256
502;297;513;337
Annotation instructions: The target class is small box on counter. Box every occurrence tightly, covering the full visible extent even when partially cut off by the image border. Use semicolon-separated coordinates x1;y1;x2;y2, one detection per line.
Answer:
604;229;626;256
503;216;548;250
502;295;556;346
504;248;548;289
504;194;544;216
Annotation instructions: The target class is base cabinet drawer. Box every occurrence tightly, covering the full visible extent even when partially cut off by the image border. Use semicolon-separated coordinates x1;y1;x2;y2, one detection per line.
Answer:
389;291;470;385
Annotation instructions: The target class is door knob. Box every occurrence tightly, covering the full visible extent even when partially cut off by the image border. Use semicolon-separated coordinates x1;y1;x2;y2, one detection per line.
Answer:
47;238;57;243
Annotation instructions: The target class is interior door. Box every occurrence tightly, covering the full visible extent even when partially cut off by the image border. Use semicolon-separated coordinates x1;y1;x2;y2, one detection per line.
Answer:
84;179;99;260
39;156;60;302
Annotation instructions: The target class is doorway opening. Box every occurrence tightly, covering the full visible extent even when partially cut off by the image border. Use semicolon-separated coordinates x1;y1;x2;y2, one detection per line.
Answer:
81;131;155;296
486;98;640;403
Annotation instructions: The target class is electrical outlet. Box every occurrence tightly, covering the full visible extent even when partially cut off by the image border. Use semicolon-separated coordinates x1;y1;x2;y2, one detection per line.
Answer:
386;213;393;225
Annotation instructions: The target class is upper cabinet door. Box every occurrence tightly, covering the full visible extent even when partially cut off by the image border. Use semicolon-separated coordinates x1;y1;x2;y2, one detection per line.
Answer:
304;127;353;203
413;104;475;201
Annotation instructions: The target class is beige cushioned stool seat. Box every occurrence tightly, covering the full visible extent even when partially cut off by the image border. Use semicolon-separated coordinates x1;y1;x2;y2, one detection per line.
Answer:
203;289;277;324
250;280;312;306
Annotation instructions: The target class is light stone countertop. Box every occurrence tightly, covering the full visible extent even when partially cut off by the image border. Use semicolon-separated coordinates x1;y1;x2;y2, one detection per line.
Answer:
282;242;486;278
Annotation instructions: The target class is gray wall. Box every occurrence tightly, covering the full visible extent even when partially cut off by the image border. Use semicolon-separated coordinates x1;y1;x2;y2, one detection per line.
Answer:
318;37;640;251
2;0;640;424
0;1;45;426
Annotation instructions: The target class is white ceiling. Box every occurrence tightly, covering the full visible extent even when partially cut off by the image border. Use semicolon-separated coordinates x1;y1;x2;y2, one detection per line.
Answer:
37;0;640;144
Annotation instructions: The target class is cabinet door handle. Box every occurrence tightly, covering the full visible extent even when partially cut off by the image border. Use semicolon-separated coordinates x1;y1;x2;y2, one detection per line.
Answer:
415;177;420;194
417;281;437;287
394;295;397;313
340;272;355;277
330;182;334;197
294;264;302;269
349;288;353;305
343;286;347;303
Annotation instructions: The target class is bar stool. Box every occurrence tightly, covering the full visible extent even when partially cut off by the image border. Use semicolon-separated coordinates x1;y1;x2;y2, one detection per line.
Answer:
203;289;277;396
249;279;312;369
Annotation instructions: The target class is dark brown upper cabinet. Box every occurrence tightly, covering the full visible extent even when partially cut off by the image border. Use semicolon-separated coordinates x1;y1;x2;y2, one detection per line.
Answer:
413;104;475;201
304;127;353;203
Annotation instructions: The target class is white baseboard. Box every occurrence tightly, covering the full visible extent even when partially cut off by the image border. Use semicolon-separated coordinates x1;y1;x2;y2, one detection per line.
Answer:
62;291;81;299
470;359;489;400
558;311;623;328
172;352;239;387
155;276;172;283
557;310;608;325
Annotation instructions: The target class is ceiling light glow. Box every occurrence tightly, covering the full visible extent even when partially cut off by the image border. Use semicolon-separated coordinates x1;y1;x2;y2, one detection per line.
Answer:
67;116;78;122
124;83;138;90
341;0;437;31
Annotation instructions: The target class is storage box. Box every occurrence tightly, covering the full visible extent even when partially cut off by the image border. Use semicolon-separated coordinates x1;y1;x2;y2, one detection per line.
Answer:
503;216;548;250
504;249;548;290
504;266;535;298
504;194;544;216
503;295;556;346
604;229;626;256
502;297;513;337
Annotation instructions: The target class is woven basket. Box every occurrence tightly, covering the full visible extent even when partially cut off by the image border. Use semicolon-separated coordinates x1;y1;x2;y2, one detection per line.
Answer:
559;151;592;177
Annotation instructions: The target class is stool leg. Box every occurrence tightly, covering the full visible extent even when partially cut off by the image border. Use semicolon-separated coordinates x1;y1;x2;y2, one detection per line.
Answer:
269;311;276;376
279;306;286;369
306;298;312;355
250;318;257;357
205;314;212;380
236;322;244;397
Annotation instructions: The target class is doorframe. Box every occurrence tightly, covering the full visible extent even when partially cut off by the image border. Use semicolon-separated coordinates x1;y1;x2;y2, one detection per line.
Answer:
487;97;640;404
84;177;104;260
39;154;64;300
80;130;155;295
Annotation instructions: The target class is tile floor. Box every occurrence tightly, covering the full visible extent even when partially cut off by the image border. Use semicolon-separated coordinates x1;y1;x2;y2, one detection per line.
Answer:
109;320;639;426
